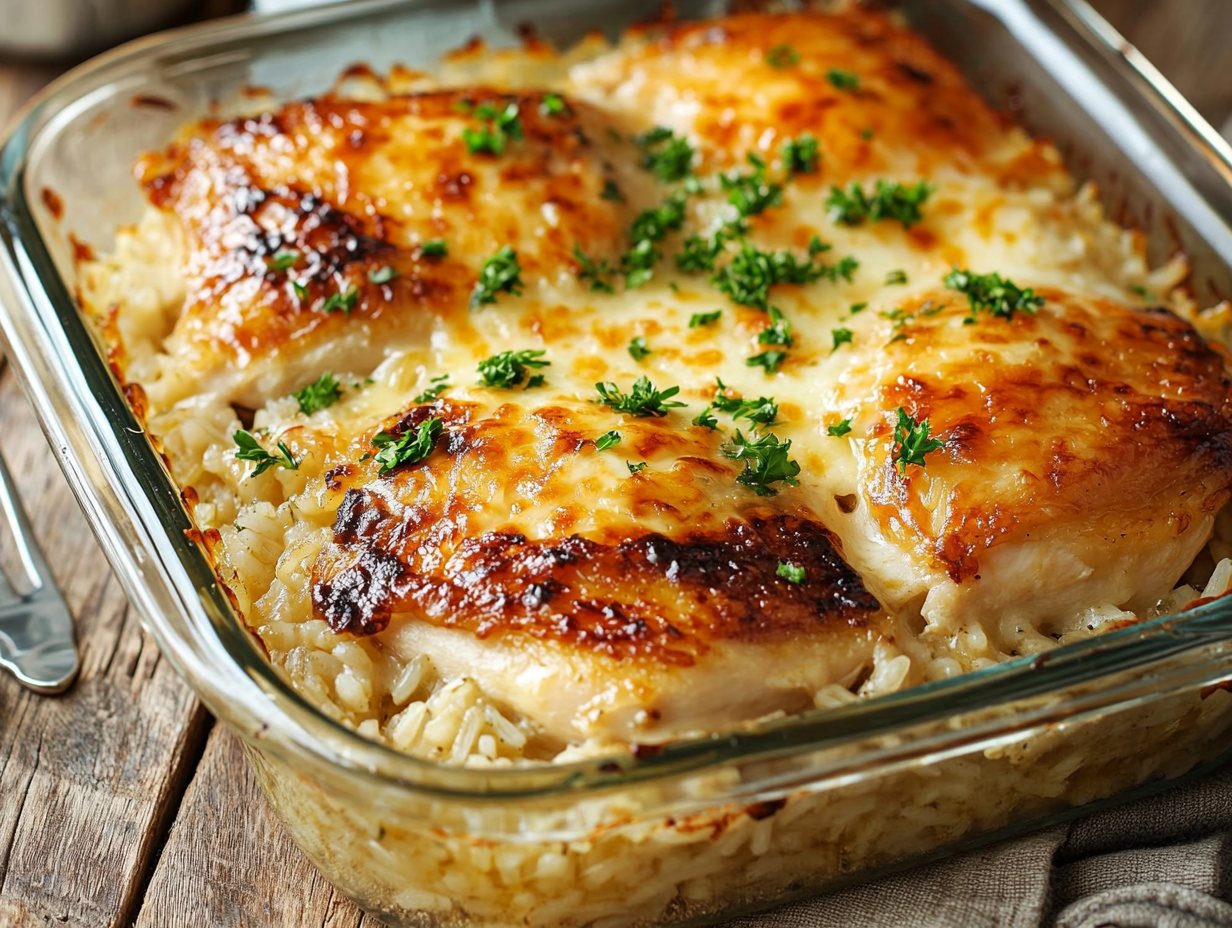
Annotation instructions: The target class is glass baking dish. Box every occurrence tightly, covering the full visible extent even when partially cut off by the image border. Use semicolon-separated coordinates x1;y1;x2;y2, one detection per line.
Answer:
4;0;1232;925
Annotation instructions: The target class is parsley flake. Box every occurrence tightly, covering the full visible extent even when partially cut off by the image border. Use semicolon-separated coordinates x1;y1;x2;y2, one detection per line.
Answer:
267;249;300;273
827;68;861;91
293;372;342;416
291;280;308;302
321;285;359;314
594;376;686;418
747;350;788;374
461;100;524;155
759;306;794;347
721;430;800;496
636;126;696;183
720;153;784;219
540;93;569;117
943;269;1044;323
827;180;933;228
471;246;523;308
234;430;299;477
782;134;820;175
892;407;944;475
371;417;443;476
368;266;399;285
693;406;719;430
885;269;908;285
712;379;778;425
595;430;622;451
677;229;734;274
827;418;853;437
831;327;854;351
776;560;807;584
420;239;448;259
627;461;648;474
573;245;617;294
849;302;868;314
413;375;450;404
765;44;800;68
624;191;689;288
627;336;652;361
689;310;723;328
477;349;549;389
713;241;854;311
600;179;624;202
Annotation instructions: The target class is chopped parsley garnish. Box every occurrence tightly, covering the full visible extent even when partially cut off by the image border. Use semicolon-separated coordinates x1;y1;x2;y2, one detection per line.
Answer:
781;134;820;175
627;336;651;361
831;327;854;351
573;245;616;294
692;406;719;429
892;407;944;475
1129;284;1151;299
371;417;443;476
600;179;624;202
826;180;933;228
885;269;908;285
713;240;854;311
720;153;784;219
266;249;300;273
765;44;800;68
943;269;1044;323
471;246;523;308
721;430;800;496
291;281;308;302
293;372;342;416
860;127;875;141
827;68;861;91
624;191;689;288
368;266;399;285
413;375;450;404
540;93;569;117
420;239;448;258
233;430;299;477
627;461;648;474
677;230;733;274
477;349;549;389
595;430;622;451
747;350;788;374
776;560;806;584
827;418;853;437
594;376;686;418
850;301;868;314
461;100;523;155
712;380;778;425
759;306;794;347
636;126;696;183
689;310;723;328
321;285;359;314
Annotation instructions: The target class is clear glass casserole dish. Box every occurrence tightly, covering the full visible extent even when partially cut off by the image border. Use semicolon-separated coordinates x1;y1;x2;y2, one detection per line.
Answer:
4;1;1232;925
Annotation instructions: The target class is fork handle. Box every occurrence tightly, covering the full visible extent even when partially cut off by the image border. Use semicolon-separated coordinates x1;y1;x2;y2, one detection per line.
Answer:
0;448;80;694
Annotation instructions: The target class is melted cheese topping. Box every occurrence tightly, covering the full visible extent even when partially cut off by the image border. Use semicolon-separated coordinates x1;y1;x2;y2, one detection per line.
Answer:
87;7;1232;749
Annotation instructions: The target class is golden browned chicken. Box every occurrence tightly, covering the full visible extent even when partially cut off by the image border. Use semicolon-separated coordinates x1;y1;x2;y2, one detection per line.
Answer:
86;5;1232;754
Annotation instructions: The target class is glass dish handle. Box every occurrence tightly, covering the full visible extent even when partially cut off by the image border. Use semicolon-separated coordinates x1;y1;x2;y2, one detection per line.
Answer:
0;447;80;694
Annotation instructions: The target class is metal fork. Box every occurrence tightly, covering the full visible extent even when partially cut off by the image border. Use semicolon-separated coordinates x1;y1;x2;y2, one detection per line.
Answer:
0;448;80;694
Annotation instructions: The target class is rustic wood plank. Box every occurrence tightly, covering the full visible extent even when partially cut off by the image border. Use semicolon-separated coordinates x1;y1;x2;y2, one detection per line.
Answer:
132;726;380;928
0;367;207;928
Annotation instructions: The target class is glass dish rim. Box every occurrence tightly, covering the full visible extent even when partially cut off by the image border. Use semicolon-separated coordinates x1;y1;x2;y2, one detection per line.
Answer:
3;0;1232;800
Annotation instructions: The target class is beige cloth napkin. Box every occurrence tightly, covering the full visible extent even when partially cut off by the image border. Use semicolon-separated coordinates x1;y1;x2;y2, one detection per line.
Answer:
726;764;1232;928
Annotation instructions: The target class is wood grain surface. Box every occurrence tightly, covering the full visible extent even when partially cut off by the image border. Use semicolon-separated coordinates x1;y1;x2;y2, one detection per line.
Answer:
0;2;1228;925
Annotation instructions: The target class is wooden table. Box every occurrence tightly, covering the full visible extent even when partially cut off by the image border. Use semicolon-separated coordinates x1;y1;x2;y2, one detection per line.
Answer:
0;3;1229;925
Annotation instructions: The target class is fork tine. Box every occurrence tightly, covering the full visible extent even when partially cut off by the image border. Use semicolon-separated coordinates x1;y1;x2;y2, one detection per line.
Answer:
0;449;79;694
